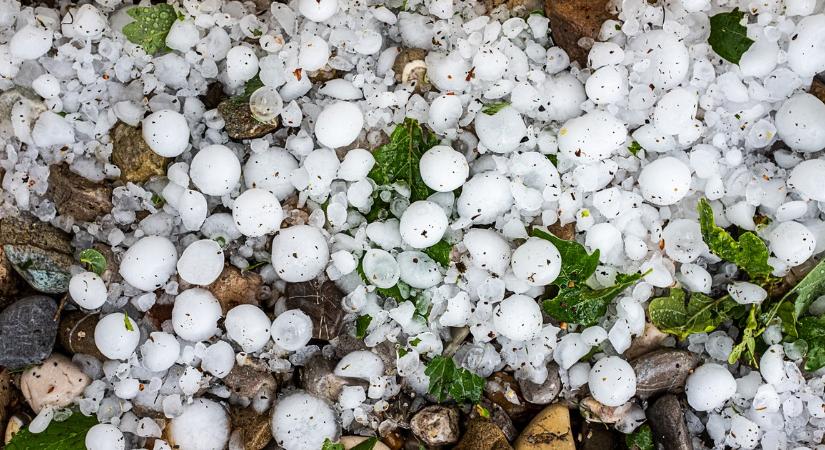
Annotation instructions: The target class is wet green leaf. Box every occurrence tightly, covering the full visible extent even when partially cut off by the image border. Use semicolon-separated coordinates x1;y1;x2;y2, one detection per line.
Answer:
649;288;743;340
79;248;107;276
321;438;345;450
799;315;825;371
626;424;653;450
698;198;773;281
543;271;646;326
423;240;452;267
122;4;178;55
368;118;438;202
355;314;372;339
708;9;755;64
123;312;134;331
627;140;642;156
6;412;98;450
728;306;760;366
425;356;485;404
351;437;379;450
531;228;599;289
481;101;510;115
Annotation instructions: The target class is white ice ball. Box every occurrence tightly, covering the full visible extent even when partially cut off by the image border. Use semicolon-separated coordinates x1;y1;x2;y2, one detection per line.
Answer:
463;228;512;275
638;156;692;205
172;288;223;342
399;201;448;249
94;313;140;360
558;110;627;162
787;15;825;77
298;0;338;22
457;172;514;225
334;351;385;381
685;363;737;411
510;237;562;286
585;65;628;105
9;25;53;60
244;148;298;200
140;331;180;372
653;87;698;136
588;356;636;407
775;93;825;153
226;46;259;83
270;309;313;351
168;399;230;450
190;144;241;196
271;392;340;450
474;106;528;154
299;35;331;71
314;101;363;148
493;294;543;341
176;239;224;286
419;145;469;192
201;340;235;378
226;305;272;353
788;159;825;201
769;221;816;266
85;424;126;450
142;110;189;157
271;225;330;282
362;248;401;289
31;74;61;99
337;148;375;182
119;236;178;291
69;271;107;309
397;251;443;289
232;188;283;237
73;4;107;39
166;19;199;52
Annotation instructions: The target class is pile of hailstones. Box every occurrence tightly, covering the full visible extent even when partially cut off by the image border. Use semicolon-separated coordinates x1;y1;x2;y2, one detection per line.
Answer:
3;0;825;448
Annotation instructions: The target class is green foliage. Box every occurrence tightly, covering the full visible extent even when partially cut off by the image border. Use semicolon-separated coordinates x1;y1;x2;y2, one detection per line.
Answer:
351;437;379;450
6;412;98;450
425;356;484;404
481;102;510;115
123;312;134;331
627;140;642;156
785;259;825;321
708;9;755;64
151;192;165;207
244;260;269;272
355;315;372;339
424;240;452;267
728;306;759;366
122;4;178;55
368;118;439;202
626;424;653;450
648;288;743;340
322;439;345;450
530;228;598;289
799;315;825;371
79;248;107;276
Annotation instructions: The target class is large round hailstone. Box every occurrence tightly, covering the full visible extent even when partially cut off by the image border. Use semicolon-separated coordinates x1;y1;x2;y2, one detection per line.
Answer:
190;144;241;196
94;313;140;360
226;305;272;353
637;157;692;205
226;46;259;83
72;4;107;40
172;288;223;342
493;294;543;341
298;0;338;22
85;423;126;450
775;93;825;153
510;237;562;286
9;25;53;60
769;221;816;266
629;30;689;89
788;159;825;201
334;351;385;381
428;94;463;134
661;219;705;263
68;271;107;309
685;363;737;411
201;340;235;378
457;172;514;225
271;225;330;282
232;188;283;237
474;106;527;153
463;228;512;275
399;201;449;249
299;35;331;71
787;15;825;77
397;251;443;289
653;87;698;136
558;110;627;162
140;331;180;372
176;239;224;286
585;65;628;105
314;101;364;148
588;356;637;407
419;145;469;192
337;148;375;181
270;309;313;351
243;148;298;200
141;110;190;157
361;248;400;289
271;392;340;450
168;398;230;450
119;235;178;291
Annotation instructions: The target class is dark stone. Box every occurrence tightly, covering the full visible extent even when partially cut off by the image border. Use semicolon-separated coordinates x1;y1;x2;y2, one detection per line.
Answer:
410;406;460;446
0;296;58;370
201;82;228;110
1;215;73;294
285;279;345;341
470;400;517;442
455;418;512;450
484;371;539;423
223;361;277;398
647;395;693;450
46;164;113;222
544;0;615;66
57;311;104;360
217;98;279;140
519;364;562;405
230;406;273;450
110;122;169;183
631;349;700;400
577;421;620;450
299;355;365;402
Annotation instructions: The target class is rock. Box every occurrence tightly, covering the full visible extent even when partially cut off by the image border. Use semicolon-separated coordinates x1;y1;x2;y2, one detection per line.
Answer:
280;195;310;227
1;215;73;294
0;247;21;299
546;221;575;241
579;397;632;424
624;322;669;360
470;401;518;442
485;372;536;422
515;403;575;450
20;353;90;413
577;421;620;450
110;122;169;183
544;0;614;66
285;279;345;341
46;164;113;222
4;415;25;445
0;295;58;370
392;48;430;93
455;418;513;450
58;311;104;360
223;360;277;398
410;406;460;446
519;365;561;405
230;407;272;450
217;98;279;140
340;436;392;450
647;395;692;450
310;66;341;84
810;76;825;104
299;355;365;402
145;302;173;330
208;265;263;314
631;349;700;400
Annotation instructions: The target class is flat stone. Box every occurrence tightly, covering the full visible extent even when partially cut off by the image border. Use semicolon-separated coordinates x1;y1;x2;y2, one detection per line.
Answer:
0;215;73;294
544;0;614;66
485;372;537;422
631;349;700;400
20;353;90;413
217;98;279;140
455;418;513;450
0;295;58;370
647;395;692;450
223;360;277;398
46;164;113;222
57;311;104;360
410;406;460;446
285;279;345;341
624;322;669;360
110;122;169;183
515;403;575;450
519;364;561;405
230;407;272;450
340;436;392;450
208;265;263;314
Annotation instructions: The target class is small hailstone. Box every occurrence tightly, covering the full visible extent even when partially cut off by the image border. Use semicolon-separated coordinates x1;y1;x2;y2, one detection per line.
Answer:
73;4;107;39
334;351;384;381
119;236;178;292
463;228;512;275
558;110;627;162
142;110;190;158
271;225;329;282
32;74;60;99
585;65;628;105
232;188;283;237
768;221;816;266
9;24;53;60
775;93;825;153
298;0;338;22
788;159;825;202
337;148;375;181
94;313;140;360
728;281;768;305
314;101;364;149
457;172;514;225
271;392;340;450
419;146;469;192
166;19;199;52
568;362;590;389
428;94;463;134
399;201;448;249
141;332;180;372
177;239;224;286
114;378;140;399
588;356;636;407
752;384;780;413
787;15;825;77
653;87;698;136
244;148;298;200
678;263;712;293
190;145;241;196
179;366;203;395
172;288;223;342
397;251;442;289
493;294;543;341
608;319;632;354
439;291;472;327
299;35;331;71
225;305;272;353
178;189;208;231
727;415;760;449
685;363;737;411
85;423;126;450
201;341;235;378
32;112;75;147
226;46;259;83
510;237;561;286
361;248;400;289
474;106;527;153
339;386;366;409
250;86;284;124
270;309;313;351
69;271;107;309
637;156;692;206
759;345;787;386
168;399;230;450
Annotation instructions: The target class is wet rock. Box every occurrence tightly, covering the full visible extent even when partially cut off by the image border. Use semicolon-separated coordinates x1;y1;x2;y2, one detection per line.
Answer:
624;322;669;360
110;122;169;183
223;359;277;398
647;395;692;450
392;48;430;93
0;247;21;298
519;365;561;405
310;66;341;84
410;406;460;447
0;295;58;370
230;407;272;450
285;279;345;341
455;418;513;450
209;265;263;314
631;349;700;400
485;372;536;422
340;436;392;450
515;403;575;450
46;164;113;223
1;214;73;294
57;311;104;360
217;98;279;140
20;353;90;413
299;355;365;402
579;397;632;424
544;0;614;66
145;303;173;330
577;421;620;450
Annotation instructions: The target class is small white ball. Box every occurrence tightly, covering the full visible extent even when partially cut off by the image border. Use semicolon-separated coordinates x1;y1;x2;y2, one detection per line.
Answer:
190;144;241;196
463;228;512;275
337;148;375;182
314;101;364;149
176;239;225;286
94;313;140;360
31;74;61;99
85;423;126;450
68;271;107;309
493;294;543;341
685;363;737;411
788;159;825;202
142;110;190;158
119;236;178;292
9;25;53;60
172;288;223;342
510;237;562;286
270;309;313;351
168;399;230;450
232;188;283;237
298;0;338;22
558;110;627;162
201;340;235;378
399;201;448;249
456;172;514;225
244;148;298;200
361;248;401;289
419;145;469;192
769;221;816;266
226;45;259;83
588;356;636;407
776;93;825;153
638;156;692;206
72;4;107;40
140;331;181;372
226;305;272;353
299;35;331;71
474;106;528;154
271;225;330;282
270;392;340;450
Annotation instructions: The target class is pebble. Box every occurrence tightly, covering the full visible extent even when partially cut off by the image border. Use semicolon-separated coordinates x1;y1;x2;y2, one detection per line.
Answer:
284;279;345;341
515;403;575;450
208;265;263;314
57;311;105;360
454;418;513;450
579;397;633;424
630;349;700;400
230;406;273;450
223;360;277;398
410;406;460;446
646;395;692;450
217;97;279;140
110;122;169;183
20;353;90;413
0;295;58;370
340;436;392;450
0;215;73;294
518;364;561;405
46;164;113;223
300;355;365;402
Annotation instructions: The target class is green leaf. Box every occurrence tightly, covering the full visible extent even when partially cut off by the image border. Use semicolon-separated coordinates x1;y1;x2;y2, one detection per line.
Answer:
424;355;456;402
409;337;421;347
244;260;269;272
481;102;510;115
530;228;598;289
151;192;165;207
728;306;759;366
475;403;491;418
321;438;346;450
698;198;773;281
648;288;743;340
626;424;653;450
355;315;372;339
448;367;485;403
423;240;451;267
213;236;226;247
708;9;755;64
6;411;98;450
368;118;438;202
242;74;264;99
122;4;178;55
351;437;379;450
785;258;825;321
799;315;825;371
627;141;642;157
542;271;645;326
123;312;134;331
79;248;107;276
